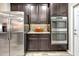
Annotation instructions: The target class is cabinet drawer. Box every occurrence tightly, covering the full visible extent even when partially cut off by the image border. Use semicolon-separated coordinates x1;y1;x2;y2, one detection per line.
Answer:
28;34;38;38
29;38;38;40
39;34;50;38
39;38;49;40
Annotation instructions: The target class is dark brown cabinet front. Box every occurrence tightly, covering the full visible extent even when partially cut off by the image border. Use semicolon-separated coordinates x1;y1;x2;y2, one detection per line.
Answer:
11;3;24;11
28;34;50;50
40;38;50;50
28;38;39;50
29;4;49;24
50;3;68;16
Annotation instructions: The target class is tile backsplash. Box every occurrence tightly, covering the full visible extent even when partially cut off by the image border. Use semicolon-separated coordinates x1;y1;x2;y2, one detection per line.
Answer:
30;24;49;32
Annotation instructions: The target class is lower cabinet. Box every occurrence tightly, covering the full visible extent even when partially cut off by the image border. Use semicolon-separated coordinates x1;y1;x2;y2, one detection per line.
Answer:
28;34;50;51
27;34;67;51
28;38;39;50
40;38;50;50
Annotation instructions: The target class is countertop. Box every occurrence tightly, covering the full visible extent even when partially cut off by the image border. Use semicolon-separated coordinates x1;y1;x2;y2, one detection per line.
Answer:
27;32;50;34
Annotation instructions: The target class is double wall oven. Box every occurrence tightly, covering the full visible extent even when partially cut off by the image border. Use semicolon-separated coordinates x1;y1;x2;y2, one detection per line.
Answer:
51;16;68;44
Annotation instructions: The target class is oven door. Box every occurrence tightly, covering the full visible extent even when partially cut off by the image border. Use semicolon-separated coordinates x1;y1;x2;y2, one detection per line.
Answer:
51;31;67;44
51;21;67;28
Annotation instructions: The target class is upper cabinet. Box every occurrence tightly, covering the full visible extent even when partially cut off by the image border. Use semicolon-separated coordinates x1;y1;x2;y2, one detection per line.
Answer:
50;3;68;16
10;3;49;24
30;5;38;24
30;4;49;24
39;4;49;24
10;3;68;24
10;3;24;11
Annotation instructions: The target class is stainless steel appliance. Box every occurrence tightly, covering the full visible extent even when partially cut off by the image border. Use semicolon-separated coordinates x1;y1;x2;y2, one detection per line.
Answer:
51;16;67;44
0;11;24;56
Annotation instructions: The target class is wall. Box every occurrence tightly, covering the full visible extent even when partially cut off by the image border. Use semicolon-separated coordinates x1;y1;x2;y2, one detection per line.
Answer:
30;24;49;32
0;3;10;11
68;3;78;55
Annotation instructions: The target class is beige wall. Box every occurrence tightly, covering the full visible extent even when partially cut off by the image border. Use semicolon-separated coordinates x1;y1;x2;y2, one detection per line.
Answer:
30;24;48;32
0;3;10;11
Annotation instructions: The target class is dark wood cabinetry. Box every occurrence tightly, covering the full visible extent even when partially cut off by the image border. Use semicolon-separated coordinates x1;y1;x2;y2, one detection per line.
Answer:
28;38;39;50
10;3;68;51
10;3;49;24
40;38;50;50
27;34;67;51
28;34;50;50
50;3;68;16
11;3;24;11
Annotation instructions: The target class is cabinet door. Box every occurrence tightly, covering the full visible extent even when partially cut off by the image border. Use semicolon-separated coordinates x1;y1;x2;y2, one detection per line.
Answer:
30;5;38;24
39;34;50;50
50;3;68;16
39;4;48;24
10;3;24;11
50;3;57;16
11;4;19;11
18;4;24;11
28;34;39;50
59;3;68;16
28;38;39;50
40;38;50;50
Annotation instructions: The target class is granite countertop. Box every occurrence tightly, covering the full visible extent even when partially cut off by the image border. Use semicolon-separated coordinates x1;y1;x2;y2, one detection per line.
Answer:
27;31;50;34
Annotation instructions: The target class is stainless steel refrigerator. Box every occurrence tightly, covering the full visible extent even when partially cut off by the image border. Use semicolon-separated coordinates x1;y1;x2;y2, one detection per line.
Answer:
0;11;24;56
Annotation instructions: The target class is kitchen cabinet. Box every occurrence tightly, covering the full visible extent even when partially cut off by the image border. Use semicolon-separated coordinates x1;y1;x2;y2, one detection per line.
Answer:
39;34;50;50
30;4;49;24
27;34;67;51
40;38;50;50
28;34;39;50
28;38;39;50
10;4;18;11
50;3;68;16
30;5;38;24
28;34;50;50
10;3;24;11
10;3;49;24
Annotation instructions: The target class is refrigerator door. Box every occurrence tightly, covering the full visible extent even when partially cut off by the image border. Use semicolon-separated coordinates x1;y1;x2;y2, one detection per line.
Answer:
0;12;9;56
10;11;24;56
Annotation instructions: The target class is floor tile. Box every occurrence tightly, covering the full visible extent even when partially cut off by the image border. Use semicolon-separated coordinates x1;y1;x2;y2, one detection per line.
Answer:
26;51;72;56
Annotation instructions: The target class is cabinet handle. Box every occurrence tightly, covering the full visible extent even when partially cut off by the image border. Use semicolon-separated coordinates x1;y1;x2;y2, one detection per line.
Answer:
29;38;38;40
40;38;49;39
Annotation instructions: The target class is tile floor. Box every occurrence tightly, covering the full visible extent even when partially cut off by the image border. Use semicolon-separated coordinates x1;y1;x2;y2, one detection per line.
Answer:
26;51;72;56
